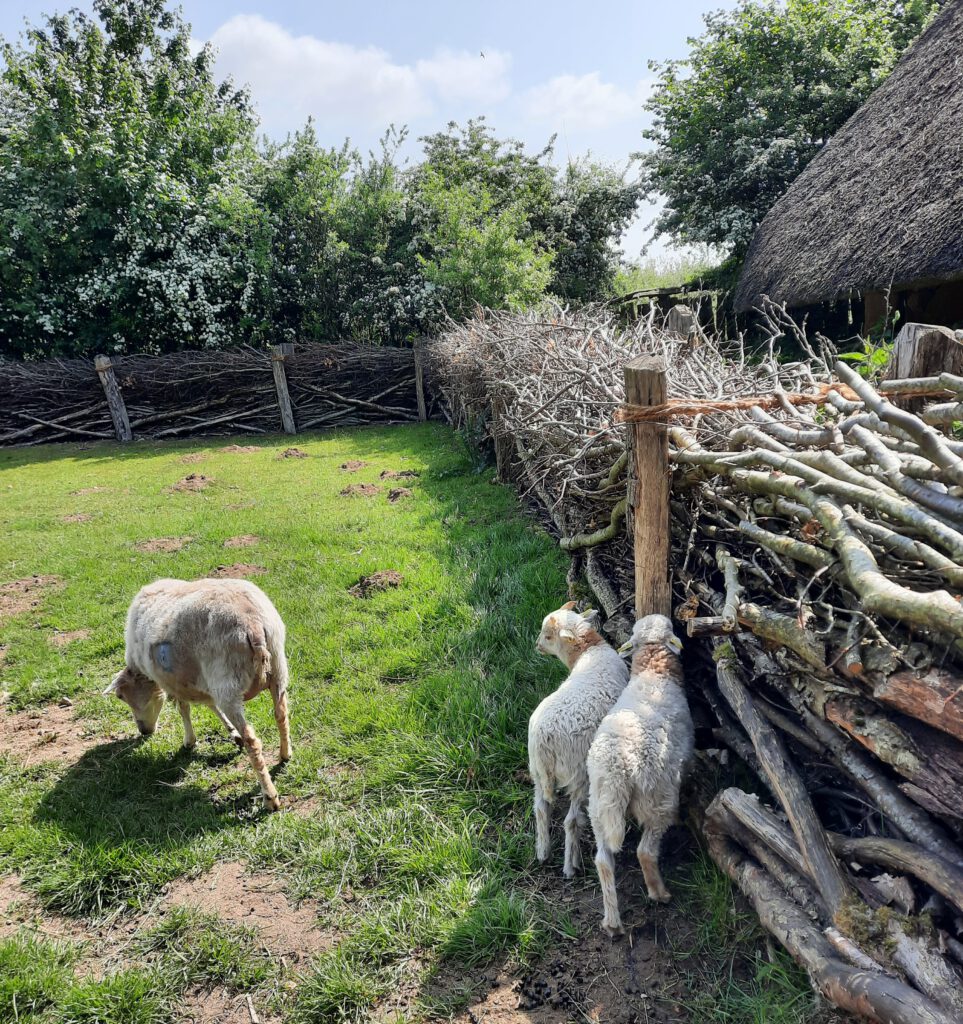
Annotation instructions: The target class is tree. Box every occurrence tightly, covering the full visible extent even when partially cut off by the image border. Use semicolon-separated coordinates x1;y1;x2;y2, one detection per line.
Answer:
642;0;941;256
0;0;261;358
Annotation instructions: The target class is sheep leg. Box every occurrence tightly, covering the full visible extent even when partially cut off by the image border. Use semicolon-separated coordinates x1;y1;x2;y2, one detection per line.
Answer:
563;796;586;878
177;701;196;750
594;845;623;936
637;825;671;903
218;702;281;812
270;681;292;762
533;782;552;863
213;706;243;746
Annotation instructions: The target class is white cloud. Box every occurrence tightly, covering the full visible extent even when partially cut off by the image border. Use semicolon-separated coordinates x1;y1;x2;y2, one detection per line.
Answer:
522;72;651;130
207;15;511;135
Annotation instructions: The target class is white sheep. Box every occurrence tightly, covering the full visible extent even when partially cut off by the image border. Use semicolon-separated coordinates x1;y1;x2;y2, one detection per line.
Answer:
105;577;291;811
529;601;630;877
587;613;693;935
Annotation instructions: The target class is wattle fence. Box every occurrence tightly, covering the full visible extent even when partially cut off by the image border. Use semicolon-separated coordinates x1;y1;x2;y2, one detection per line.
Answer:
0;342;433;447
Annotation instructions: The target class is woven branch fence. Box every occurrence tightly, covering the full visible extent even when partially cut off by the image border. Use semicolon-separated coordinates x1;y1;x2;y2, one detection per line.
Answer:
431;302;963;1024
0;342;433;447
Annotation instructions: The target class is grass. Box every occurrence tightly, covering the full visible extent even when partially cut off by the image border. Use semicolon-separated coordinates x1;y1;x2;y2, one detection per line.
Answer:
0;425;824;1022
615;249;720;294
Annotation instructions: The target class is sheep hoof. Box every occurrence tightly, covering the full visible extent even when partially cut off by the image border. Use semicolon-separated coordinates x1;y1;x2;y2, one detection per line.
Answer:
648;888;672;904
263;794;281;813
601;921;624;939
182;740;196;751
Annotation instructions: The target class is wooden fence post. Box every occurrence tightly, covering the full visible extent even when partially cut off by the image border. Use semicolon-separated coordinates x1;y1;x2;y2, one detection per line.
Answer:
624;354;671;618
270;343;297;435
93;355;132;442
413;338;428;422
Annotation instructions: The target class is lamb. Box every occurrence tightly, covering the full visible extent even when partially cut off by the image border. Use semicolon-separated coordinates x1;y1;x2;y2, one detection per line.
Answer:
587;614;693;935
529;601;630;877
105;577;291;811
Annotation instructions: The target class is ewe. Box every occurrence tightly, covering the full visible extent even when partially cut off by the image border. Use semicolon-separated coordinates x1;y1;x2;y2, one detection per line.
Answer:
587;614;693;935
106;578;291;811
529;601;629;877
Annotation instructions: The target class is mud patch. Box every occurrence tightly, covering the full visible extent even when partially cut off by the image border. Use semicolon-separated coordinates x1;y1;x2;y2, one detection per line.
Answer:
387;487;413;503
0;575;62;626
209;563;267;579
49;629;91;648
163;862;333;963
0;703;116;766
135;536;193;554
179;986;280;1024
169;473;211;493
61;513;93;524
379;469;419;480
223;535;260;549
348;570;403;598
340;460;369;472
71;486;109;496
277;447;308;459
340;483;380;498
220;445;263;454
179;453;208;465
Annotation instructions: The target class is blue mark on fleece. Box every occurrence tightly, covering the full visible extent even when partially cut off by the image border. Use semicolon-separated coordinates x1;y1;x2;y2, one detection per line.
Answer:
154;642;175;674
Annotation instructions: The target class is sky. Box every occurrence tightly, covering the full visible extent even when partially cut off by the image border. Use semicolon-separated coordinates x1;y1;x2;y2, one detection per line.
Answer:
0;0;738;259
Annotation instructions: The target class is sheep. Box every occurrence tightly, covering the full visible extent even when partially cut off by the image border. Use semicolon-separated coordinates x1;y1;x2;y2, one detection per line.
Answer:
587;613;693;935
105;577;291;811
529;601;630;877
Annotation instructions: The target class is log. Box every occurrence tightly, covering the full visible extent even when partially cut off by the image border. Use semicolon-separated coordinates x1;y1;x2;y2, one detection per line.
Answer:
713;641;851;918
413;337;428;422
887;324;963;388
93;355;132;442
873;668;963;743
624;354;671;617
270;343;298;435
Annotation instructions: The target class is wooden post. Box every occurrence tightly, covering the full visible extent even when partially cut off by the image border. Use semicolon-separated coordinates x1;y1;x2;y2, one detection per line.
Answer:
624;354;671;618
93;355;132;442
270;343;297;435
413;338;428;422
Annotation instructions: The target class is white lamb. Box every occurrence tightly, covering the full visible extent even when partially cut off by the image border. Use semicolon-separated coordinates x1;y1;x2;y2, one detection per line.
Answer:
105;577;291;811
587;614;693;935
529;601;630;877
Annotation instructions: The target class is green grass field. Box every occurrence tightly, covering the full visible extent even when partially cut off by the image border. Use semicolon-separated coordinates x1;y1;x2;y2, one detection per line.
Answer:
0;426;824;1023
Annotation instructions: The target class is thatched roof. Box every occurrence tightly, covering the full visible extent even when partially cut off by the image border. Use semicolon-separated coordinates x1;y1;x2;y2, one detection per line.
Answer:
735;0;963;312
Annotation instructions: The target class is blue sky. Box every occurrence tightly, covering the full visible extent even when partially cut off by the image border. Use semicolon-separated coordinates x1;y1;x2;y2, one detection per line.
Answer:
0;1;738;257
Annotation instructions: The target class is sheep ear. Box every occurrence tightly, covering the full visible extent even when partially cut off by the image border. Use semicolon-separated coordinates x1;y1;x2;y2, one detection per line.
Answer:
103;679;119;696
666;636;683;655
581;608;597;619
560;601;577;611
559;628;577;641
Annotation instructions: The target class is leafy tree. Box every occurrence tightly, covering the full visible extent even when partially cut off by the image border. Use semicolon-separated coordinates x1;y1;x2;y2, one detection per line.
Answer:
0;0;261;358
642;0;941;256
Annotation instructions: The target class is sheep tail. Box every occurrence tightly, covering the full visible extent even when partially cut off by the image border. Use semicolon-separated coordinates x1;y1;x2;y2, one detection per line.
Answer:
529;749;557;803
248;629;272;689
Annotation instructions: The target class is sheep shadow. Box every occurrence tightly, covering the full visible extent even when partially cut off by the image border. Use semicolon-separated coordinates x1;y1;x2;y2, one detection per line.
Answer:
34;735;259;852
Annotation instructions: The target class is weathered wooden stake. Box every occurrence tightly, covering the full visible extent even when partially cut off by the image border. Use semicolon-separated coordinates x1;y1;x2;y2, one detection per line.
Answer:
413;338;428;422
624;354;671;618
93;355;132;442
270;343;297;435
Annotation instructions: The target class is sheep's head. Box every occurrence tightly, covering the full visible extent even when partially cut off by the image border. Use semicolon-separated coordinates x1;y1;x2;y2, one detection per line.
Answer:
618;614;682;659
536;601;602;665
104;667;165;736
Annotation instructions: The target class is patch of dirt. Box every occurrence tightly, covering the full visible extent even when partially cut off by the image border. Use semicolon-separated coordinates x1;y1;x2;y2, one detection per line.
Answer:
223;535;260;549
340;460;369;472
226;501;257;511
163;862;333;964
340;483;380;498
71;486;109;496
220;445;263;454
169;473;212;493
209;564;267;579
277;447;308;459
49;629;91;648
0;703;116;766
135;536;193;553
61;513;93;524
179;986;280;1024
0;575;62;626
379;469;419;480
0;873;89;945
387;487;413;503
348;570;404;598
179;453;208;464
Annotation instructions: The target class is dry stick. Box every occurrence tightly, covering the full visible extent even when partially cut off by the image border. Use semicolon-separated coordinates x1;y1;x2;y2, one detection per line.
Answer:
0;402;107;443
560;498;627;551
716;546;742;631
704;832;956;1024
9;412;113;440
736;520;836;569
712;640;850;919
735;602;827;671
